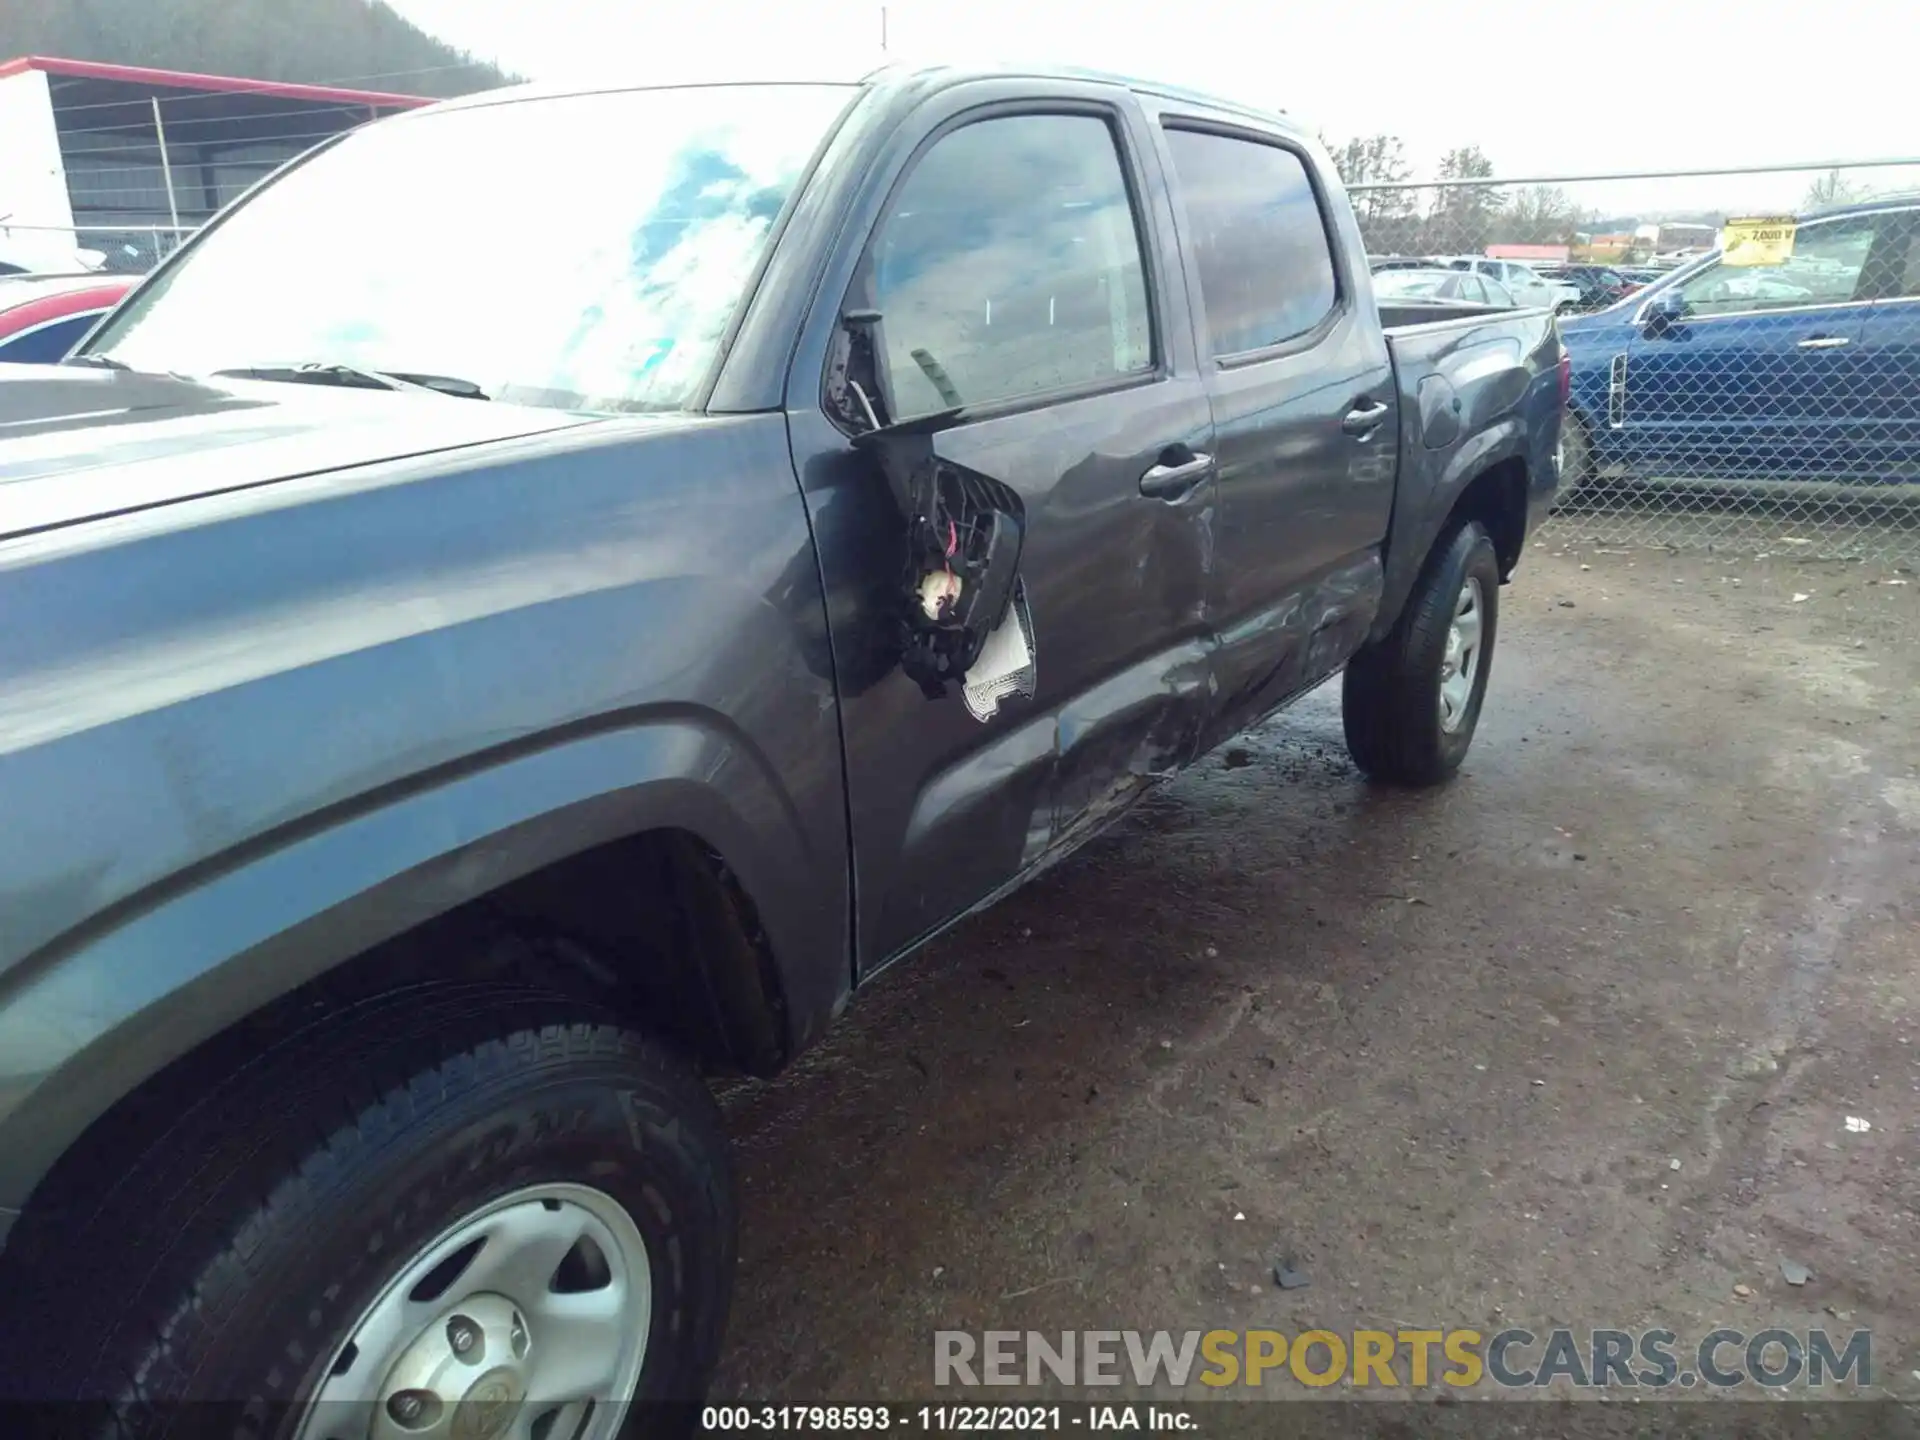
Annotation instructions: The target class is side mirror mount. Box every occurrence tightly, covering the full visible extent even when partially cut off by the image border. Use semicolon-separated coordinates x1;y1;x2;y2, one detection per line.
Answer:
825;307;897;434
1641;289;1688;337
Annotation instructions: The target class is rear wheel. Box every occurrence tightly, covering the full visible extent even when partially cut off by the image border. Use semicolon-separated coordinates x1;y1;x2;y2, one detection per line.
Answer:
1342;520;1501;787
0;982;737;1439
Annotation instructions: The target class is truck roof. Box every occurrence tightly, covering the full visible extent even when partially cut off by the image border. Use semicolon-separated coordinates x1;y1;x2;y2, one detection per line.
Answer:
387;58;1295;135
1803;191;1920;222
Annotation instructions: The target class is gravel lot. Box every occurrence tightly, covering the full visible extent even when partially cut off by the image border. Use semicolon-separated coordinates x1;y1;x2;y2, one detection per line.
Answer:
707;542;1919;1427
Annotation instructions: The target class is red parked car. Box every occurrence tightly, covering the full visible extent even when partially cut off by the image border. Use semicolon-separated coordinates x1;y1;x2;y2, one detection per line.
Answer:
0;273;135;364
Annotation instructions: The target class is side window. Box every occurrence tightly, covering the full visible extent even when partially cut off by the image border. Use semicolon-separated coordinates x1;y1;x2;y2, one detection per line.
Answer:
865;113;1152;421
1902;224;1920;298
1676;215;1876;317
1161;127;1338;356
1861;213;1920;299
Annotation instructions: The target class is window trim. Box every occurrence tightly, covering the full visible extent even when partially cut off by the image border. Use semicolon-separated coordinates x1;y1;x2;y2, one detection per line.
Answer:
822;98;1168;433
1632;210;1906;327
1155;116;1347;369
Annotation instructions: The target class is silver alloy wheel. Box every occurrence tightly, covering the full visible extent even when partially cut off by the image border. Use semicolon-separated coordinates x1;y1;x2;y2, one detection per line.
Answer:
297;1183;652;1440
1438;575;1483;733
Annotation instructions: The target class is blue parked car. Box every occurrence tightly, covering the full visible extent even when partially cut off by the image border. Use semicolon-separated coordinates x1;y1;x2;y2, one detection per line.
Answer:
1558;197;1920;499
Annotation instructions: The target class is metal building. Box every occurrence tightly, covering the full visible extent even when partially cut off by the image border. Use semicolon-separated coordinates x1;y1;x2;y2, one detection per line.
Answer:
0;55;427;273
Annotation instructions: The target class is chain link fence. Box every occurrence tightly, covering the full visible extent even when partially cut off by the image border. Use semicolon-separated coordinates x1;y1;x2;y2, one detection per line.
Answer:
1;222;193;275
1350;161;1920;566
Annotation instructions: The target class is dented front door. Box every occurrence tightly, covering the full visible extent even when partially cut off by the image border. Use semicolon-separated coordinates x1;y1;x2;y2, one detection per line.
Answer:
784;83;1218;976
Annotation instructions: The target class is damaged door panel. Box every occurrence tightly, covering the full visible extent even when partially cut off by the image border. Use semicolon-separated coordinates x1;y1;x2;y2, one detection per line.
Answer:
793;376;1218;975
1152;118;1399;749
786;93;1219;976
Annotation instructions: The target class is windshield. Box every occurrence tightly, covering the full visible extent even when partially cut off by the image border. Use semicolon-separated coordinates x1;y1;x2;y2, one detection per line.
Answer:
87;83;857;412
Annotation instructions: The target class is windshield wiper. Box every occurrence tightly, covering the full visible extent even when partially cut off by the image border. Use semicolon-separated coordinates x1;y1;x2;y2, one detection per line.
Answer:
210;362;488;400
381;369;489;399
63;353;129;370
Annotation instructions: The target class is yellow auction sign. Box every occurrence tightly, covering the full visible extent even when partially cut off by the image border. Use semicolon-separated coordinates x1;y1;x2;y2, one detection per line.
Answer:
1723;216;1797;267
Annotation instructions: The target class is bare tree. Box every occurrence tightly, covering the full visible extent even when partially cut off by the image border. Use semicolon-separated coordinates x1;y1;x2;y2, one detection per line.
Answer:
1321;132;1420;254
0;0;515;96
1425;146;1498;254
1802;169;1862;209
1497;185;1579;246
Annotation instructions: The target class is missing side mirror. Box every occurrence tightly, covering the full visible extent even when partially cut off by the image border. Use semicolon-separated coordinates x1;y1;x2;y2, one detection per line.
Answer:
853;420;1029;704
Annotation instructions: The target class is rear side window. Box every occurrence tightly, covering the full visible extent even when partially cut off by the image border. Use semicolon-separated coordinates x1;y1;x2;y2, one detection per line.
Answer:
864;113;1153;421
1887;216;1920;298
1161;128;1337;357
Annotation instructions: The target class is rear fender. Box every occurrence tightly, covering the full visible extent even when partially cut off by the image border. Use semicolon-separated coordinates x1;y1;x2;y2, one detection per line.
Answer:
1373;415;1530;643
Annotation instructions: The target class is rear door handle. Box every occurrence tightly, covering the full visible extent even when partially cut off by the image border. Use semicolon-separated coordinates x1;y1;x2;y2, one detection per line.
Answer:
1797;335;1851;349
1139;449;1215;500
1342;398;1390;437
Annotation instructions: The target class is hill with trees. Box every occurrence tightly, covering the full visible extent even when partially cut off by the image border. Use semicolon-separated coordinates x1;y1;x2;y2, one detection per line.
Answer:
0;0;512;97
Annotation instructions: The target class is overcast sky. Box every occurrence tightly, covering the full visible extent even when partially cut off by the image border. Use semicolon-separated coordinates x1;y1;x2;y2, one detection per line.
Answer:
385;0;1917;213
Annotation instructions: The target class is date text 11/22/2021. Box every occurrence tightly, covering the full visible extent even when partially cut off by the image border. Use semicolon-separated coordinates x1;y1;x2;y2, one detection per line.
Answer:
701;1406;1198;1432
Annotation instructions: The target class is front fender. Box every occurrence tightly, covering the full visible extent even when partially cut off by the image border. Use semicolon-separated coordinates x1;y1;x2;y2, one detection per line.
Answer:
0;714;845;1219
0;411;853;1226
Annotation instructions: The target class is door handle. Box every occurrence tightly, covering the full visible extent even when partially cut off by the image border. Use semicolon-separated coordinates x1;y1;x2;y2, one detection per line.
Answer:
1139;448;1215;499
1796;335;1851;349
1342;398;1390;437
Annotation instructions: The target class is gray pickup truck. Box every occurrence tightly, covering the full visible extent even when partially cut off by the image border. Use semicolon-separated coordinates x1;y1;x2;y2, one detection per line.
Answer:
0;61;1563;1430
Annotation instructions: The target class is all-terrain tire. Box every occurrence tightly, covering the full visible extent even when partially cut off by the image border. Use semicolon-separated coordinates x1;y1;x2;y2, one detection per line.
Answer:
0;981;736;1439
1342;519;1501;787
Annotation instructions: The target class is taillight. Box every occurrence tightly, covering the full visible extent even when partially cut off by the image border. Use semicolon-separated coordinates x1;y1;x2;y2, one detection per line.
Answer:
1556;352;1571;410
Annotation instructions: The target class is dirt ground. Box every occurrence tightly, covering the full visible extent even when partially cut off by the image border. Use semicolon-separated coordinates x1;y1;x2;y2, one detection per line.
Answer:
706;538;1920;1423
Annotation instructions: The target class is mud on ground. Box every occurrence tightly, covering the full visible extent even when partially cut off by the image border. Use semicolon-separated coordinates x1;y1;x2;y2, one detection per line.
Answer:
708;545;1920;1423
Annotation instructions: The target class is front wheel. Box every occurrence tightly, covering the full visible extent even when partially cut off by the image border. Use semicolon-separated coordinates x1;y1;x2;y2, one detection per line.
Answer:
0;983;737;1439
1342;520;1501;787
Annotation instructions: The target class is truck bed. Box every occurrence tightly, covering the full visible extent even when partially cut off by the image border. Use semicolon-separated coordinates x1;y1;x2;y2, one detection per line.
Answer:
1375;298;1549;332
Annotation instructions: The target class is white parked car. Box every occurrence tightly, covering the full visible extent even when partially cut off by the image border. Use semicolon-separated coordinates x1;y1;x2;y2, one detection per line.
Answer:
1372;267;1518;307
1434;256;1581;311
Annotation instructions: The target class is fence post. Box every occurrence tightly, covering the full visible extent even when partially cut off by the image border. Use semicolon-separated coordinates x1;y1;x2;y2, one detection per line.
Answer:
152;97;182;235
